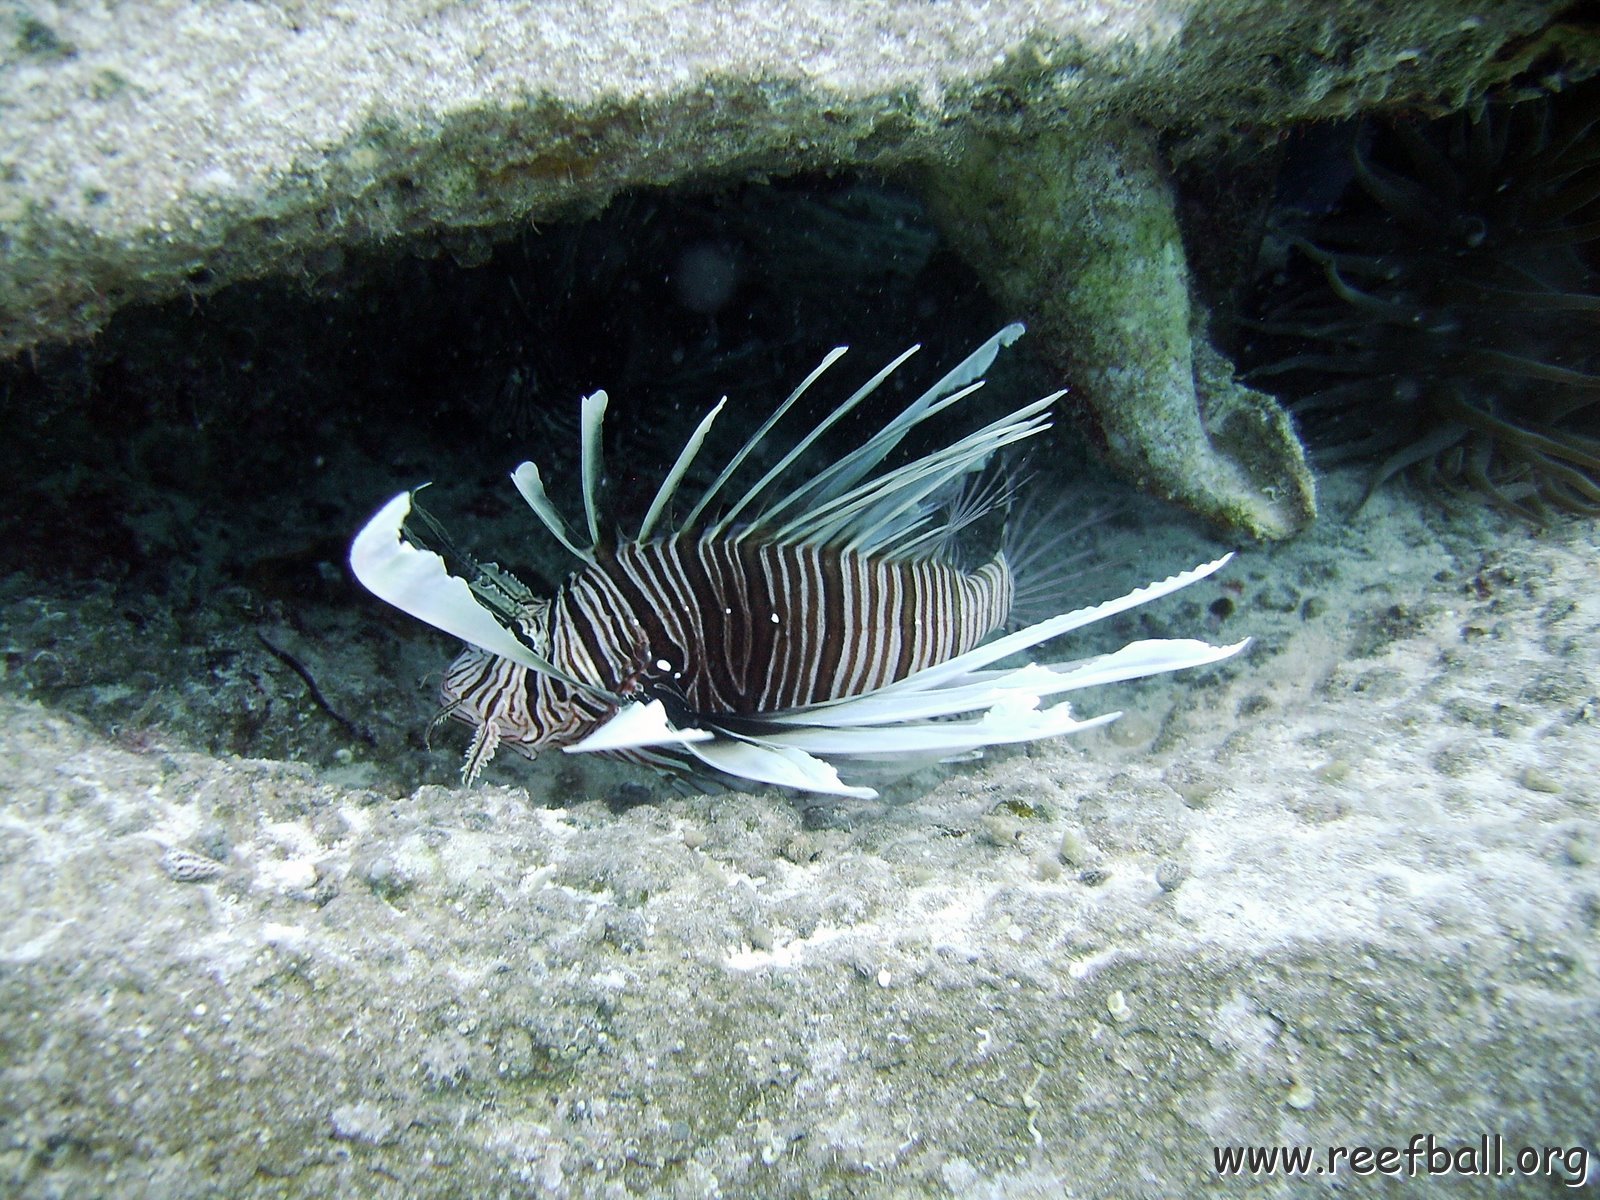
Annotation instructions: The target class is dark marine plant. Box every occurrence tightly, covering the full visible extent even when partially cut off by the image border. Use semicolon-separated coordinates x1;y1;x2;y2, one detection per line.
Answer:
1249;82;1600;518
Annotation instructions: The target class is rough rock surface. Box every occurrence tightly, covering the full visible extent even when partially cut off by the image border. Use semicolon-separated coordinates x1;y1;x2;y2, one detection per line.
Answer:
3;465;1596;1197
928;124;1318;540
0;0;1586;534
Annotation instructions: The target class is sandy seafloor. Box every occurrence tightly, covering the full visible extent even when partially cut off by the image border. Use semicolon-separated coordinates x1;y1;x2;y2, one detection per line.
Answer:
2;431;1597;1198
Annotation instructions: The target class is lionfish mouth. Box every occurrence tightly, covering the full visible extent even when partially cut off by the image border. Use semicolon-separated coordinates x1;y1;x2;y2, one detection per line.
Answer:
350;324;1248;798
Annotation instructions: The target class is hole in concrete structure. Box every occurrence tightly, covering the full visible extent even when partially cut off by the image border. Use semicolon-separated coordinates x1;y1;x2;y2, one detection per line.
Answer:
1;175;1055;793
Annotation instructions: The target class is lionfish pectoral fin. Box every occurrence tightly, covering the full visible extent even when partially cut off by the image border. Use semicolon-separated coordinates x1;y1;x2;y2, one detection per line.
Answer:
749;697;1121;759
860;554;1242;701
351;492;550;673
1031;638;1252;693
684;737;879;800
350;491;615;701
559;703;878;799
561;700;714;754
727;562;1251;772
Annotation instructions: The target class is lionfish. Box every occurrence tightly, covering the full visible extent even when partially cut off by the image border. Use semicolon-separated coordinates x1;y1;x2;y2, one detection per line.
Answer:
350;325;1248;799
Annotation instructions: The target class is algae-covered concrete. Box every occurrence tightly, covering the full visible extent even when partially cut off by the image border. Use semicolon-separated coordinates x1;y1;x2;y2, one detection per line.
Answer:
0;0;1587;535
927;124;1318;540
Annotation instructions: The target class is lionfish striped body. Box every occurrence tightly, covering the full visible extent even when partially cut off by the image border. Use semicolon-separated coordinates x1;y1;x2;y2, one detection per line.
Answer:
441;538;1016;780
352;326;1248;798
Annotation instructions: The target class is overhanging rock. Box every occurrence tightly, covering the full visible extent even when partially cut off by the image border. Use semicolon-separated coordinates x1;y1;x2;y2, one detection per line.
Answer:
0;0;1586;536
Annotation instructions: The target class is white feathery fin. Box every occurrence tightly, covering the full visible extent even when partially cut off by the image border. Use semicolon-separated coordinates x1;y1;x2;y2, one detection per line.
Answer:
753;695;1122;757
713;343;922;538
510;461;596;564
681;346;851;530
782;322;1028;515
348;490;614;700
638;396;727;542
561;700;714;752
774;392;1056;551
558;700;878;798
683;737;880;800
462;720;502;787
580;389;607;548
854;554;1241;700
759;637;1248;731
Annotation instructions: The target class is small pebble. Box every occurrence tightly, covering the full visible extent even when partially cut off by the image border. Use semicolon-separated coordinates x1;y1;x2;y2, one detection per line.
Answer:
1058;826;1091;867
1106;990;1132;1023
1317;759;1353;785
329;1101;394;1145
358;855;412;897
779;833;816;864
1286;1079;1315;1110
1154;860;1189;893
1563;830;1595;867
160;846;225;883
1522;766;1563;794
979;814;1025;847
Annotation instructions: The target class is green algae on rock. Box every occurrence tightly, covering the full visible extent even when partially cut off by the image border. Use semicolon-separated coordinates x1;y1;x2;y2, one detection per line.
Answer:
928;123;1317;540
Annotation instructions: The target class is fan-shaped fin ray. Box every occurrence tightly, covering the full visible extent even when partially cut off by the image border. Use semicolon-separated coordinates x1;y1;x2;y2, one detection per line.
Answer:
562;700;713;752
683;737;879;800
510;461;596;564
349;491;612;700
748;696;1121;758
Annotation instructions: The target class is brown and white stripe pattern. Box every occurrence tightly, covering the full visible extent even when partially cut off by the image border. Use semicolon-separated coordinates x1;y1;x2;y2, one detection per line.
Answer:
566;535;1013;715
438;532;1015;764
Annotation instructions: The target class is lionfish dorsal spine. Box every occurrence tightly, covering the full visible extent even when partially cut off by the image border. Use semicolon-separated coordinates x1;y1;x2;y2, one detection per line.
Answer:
775;322;1025;516
774;392;1056;555
510;460;596;564
708;343;921;539
637;396;728;542
678;345;852;532
579;389;608;548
